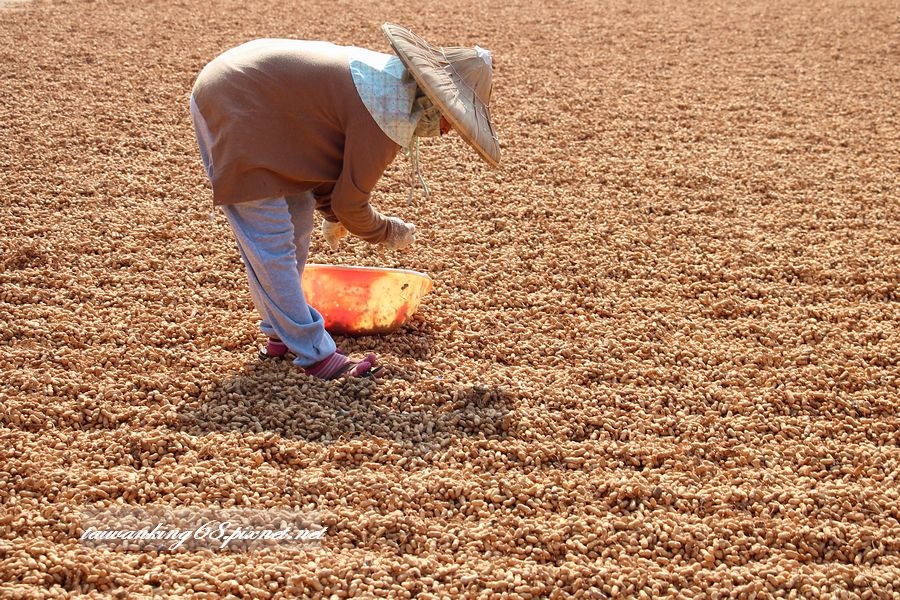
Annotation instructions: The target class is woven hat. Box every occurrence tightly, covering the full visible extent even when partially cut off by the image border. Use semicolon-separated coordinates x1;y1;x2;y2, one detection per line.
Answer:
381;23;500;167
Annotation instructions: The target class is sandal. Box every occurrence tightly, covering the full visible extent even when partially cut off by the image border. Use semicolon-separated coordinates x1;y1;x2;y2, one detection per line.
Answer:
304;350;382;380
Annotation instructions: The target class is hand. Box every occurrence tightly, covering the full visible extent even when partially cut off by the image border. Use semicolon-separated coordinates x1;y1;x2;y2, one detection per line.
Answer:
322;219;348;250
382;217;416;250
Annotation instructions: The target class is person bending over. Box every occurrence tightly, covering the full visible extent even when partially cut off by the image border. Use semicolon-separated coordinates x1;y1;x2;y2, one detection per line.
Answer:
190;23;500;379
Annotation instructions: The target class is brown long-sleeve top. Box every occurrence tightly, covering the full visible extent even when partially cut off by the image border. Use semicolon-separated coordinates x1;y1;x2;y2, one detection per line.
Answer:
191;39;402;244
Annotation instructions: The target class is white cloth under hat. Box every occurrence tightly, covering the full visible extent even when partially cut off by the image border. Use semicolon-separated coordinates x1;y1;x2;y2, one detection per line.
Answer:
347;47;421;148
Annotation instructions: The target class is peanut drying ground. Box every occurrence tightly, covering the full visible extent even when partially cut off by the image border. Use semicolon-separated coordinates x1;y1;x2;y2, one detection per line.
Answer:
1;0;899;597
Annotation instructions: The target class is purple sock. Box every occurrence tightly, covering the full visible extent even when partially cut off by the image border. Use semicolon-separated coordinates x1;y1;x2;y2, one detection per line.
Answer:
259;337;289;359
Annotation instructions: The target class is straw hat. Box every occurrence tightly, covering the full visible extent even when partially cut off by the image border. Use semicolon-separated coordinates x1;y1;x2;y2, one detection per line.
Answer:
381;23;500;167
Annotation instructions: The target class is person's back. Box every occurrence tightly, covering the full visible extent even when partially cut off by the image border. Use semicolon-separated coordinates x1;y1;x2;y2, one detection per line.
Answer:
191;39;398;219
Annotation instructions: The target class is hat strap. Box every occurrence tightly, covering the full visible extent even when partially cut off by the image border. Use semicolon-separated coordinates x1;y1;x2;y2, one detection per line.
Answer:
405;137;431;205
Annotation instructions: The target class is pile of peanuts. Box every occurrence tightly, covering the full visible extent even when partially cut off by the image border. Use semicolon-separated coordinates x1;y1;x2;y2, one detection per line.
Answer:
1;0;897;596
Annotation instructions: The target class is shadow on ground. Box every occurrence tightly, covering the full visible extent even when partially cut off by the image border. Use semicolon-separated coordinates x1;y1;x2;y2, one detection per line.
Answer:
177;357;516;445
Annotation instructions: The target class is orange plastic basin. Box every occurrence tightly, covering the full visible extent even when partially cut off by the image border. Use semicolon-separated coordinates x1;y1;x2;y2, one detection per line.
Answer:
301;264;433;336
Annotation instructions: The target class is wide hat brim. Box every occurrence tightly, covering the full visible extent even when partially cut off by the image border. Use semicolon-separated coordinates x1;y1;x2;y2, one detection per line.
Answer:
381;23;500;167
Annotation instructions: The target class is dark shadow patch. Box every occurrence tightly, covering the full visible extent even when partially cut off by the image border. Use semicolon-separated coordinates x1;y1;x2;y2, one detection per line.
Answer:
0;242;49;271
177;359;516;445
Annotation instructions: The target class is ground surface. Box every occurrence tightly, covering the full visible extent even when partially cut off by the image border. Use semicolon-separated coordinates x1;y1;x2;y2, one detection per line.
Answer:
1;0;898;597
